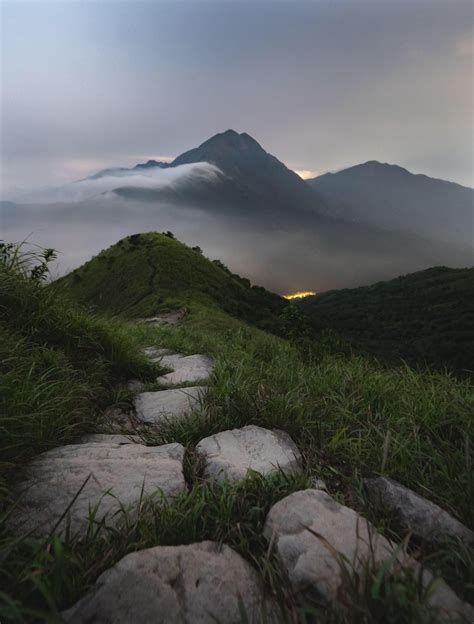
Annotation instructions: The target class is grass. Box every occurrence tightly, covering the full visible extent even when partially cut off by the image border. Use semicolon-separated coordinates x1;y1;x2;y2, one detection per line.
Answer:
0;243;158;491
57;231;284;330
1;473;307;622
128;304;474;528
1;241;473;622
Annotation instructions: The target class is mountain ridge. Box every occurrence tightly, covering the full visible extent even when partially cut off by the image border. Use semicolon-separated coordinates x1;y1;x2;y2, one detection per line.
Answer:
308;160;474;245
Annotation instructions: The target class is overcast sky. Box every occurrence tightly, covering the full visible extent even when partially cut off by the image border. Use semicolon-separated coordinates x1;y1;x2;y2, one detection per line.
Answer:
1;0;473;195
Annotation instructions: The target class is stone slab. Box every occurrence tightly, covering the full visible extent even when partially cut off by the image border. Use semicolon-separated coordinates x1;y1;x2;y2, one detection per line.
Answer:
157;354;214;387
63;541;281;623
364;477;474;547
134;387;206;425
196;425;302;483
264;489;473;621
12;438;186;537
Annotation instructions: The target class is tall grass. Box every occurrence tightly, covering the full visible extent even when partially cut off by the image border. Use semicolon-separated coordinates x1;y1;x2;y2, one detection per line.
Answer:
0;243;154;484
128;307;474;527
1;248;472;622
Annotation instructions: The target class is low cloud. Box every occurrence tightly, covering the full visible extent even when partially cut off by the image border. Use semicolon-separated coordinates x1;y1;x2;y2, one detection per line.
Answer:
10;162;223;204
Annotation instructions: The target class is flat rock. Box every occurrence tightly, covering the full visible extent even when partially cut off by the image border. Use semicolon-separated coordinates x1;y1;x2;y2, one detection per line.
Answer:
364;477;474;546
196;425;302;483
134;387;206;425
12;438;186;537
63;541;281;624
157;354;214;387
264;489;473;621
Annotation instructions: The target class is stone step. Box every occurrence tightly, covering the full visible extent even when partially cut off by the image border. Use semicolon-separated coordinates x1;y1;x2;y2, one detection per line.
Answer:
12;437;186;537
196;425;302;483
264;488;474;622
157;354;214;387
364;476;474;547
134;386;206;425
62;541;281;623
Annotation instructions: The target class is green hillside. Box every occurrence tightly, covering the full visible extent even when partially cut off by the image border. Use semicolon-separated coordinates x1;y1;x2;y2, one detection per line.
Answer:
299;266;474;372
2;242;474;621
58;232;284;329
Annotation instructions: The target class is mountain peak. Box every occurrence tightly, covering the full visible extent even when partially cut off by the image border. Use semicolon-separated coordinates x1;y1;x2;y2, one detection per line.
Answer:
196;129;263;152
171;129;268;170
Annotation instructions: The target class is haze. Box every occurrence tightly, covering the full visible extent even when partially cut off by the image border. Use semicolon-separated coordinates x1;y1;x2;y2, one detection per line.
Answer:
1;0;473;192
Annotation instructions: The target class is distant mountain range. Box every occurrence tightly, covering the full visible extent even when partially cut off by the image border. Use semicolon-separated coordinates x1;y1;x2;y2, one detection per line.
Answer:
112;129;325;221
308;161;473;246
2;129;472;291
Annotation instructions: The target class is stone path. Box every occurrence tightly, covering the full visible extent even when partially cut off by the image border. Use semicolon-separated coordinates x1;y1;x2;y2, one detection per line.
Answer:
62;541;280;624
157;353;214;387
12;437;186;537
264;488;474;622
134;386;205;425
196;425;302;483
12;341;474;621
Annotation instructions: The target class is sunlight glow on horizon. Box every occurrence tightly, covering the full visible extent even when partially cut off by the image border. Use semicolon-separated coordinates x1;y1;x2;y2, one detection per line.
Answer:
283;291;317;300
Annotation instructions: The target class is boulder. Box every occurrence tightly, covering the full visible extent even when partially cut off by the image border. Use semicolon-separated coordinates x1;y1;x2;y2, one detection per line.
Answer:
157;354;214;387
134;387;205;425
62;541;281;623
364;477;474;546
196;425;302;483
12;438;186;537
264;489;473;621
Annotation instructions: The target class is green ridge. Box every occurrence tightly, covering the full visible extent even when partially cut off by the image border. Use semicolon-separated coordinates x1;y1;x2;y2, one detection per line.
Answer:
58;232;284;329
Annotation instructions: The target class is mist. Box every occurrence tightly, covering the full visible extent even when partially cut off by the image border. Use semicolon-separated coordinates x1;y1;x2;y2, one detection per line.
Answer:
3;194;471;295
5;162;224;204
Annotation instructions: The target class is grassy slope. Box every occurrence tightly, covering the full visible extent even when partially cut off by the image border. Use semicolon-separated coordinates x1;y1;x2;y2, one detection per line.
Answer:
0;253;158;483
2;244;474;622
58;232;284;330
299;266;474;372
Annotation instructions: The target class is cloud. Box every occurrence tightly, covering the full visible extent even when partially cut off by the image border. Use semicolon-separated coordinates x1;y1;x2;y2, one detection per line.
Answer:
13;162;224;204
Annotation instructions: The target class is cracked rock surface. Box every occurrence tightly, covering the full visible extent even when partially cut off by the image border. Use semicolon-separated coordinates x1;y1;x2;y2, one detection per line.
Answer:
364;477;474;547
157;354;214;387
134;386;206;425
62;541;281;624
196;425;302;483
264;489;474;621
12;438;186;537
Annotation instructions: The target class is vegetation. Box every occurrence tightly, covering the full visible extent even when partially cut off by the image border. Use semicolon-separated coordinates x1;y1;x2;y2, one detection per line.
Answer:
58;232;284;330
299;266;474;373
1;238;473;622
0;242;156;485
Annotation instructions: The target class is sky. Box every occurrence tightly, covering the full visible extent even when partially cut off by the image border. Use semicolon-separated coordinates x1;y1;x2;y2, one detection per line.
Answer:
0;0;473;196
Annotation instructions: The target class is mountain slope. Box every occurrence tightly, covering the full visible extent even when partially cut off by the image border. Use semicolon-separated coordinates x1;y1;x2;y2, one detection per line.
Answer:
299;266;474;372
58;232;284;328
308;161;474;246
114;130;326;219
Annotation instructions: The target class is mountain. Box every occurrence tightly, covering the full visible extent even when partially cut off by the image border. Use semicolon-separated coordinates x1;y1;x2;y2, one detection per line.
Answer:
113;129;326;220
4;131;473;293
308;161;474;246
58;231;284;329
298;266;474;372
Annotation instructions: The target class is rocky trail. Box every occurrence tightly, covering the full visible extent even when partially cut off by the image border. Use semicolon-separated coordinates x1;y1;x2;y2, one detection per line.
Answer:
11;339;474;623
